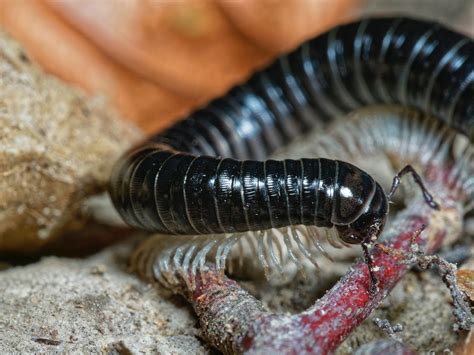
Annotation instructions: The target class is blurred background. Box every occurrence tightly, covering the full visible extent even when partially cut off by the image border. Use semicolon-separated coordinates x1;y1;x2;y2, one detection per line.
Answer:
1;0;473;133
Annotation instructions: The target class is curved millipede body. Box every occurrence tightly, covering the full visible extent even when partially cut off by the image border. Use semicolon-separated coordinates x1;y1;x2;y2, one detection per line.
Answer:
110;17;473;254
131;106;474;289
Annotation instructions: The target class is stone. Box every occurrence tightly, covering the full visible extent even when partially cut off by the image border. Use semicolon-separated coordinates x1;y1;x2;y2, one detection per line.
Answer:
0;29;142;252
0;239;209;353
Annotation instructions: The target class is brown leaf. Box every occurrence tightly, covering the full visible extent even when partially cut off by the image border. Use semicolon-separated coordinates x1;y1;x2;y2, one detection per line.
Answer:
457;269;474;302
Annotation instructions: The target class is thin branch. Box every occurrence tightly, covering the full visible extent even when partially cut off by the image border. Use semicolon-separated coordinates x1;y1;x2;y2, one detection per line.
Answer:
167;200;463;353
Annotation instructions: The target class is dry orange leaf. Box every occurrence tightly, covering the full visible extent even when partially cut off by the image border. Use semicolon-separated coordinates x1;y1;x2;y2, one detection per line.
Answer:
219;0;358;52
46;0;272;98
457;269;474;301
1;0;360;133
0;0;200;132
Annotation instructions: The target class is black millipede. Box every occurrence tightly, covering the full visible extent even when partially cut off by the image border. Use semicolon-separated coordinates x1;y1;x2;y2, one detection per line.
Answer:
109;17;473;288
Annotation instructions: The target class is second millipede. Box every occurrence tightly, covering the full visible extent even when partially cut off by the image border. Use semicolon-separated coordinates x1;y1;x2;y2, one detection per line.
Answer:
109;17;473;285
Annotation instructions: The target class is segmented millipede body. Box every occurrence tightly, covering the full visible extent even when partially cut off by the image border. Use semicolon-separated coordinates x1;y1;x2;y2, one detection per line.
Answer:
110;17;473;261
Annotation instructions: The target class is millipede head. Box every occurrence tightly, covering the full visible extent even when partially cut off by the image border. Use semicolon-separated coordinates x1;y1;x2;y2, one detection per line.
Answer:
335;182;389;246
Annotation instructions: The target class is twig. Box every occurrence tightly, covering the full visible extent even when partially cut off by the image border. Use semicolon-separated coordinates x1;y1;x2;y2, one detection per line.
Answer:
379;234;474;331
168;199;462;354
373;318;403;341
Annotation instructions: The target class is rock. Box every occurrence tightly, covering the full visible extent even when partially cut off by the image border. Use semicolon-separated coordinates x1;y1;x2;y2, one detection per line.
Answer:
0;238;208;353
0;30;142;253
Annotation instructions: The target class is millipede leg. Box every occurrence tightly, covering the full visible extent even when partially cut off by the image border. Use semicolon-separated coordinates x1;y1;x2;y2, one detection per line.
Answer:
388;165;440;210
362;242;378;295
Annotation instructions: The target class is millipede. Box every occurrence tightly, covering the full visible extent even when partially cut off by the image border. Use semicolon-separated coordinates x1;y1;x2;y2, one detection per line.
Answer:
109;17;474;289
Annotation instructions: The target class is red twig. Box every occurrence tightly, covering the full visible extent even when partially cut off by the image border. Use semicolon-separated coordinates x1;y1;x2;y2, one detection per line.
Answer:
173;198;461;354
242;211;443;353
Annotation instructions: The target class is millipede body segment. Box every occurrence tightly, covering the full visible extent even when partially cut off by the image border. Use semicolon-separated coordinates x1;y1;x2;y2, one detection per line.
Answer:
110;17;474;250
